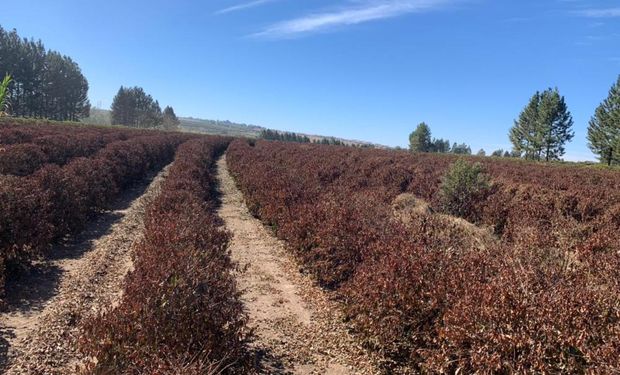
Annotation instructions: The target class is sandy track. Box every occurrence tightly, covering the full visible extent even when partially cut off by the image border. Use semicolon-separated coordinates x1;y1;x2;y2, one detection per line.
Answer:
0;164;171;375
216;156;380;375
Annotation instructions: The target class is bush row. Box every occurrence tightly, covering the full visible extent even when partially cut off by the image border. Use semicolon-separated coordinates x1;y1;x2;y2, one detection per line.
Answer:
80;137;249;374
0;131;190;305
0;118;155;144
226;139;620;373
0;122;164;176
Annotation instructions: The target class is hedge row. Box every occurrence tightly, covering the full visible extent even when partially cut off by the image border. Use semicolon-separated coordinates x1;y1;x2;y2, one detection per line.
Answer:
80;137;250;374
0;130;190;305
0;122;164;176
0;118;154;144
226;139;620;373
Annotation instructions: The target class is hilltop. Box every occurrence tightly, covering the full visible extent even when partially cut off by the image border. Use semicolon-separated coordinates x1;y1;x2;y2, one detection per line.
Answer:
82;108;382;147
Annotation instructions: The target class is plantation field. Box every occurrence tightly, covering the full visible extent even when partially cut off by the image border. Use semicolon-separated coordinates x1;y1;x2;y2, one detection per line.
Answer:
0;121;619;374
226;139;620;373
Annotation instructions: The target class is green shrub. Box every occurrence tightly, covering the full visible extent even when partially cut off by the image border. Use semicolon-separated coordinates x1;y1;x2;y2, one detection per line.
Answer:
439;159;492;221
0;74;11;115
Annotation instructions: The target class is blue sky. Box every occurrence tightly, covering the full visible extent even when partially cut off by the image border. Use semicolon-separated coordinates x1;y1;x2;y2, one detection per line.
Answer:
2;0;619;160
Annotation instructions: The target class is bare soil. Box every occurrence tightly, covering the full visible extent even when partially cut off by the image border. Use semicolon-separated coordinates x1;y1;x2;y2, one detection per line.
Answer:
216;156;381;375
0;165;171;375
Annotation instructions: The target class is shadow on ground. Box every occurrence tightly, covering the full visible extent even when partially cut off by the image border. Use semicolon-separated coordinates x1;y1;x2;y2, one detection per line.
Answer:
0;174;156;370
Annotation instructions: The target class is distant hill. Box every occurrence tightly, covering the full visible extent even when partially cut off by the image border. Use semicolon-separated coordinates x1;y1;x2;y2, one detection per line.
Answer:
82;109;382;147
179;117;264;138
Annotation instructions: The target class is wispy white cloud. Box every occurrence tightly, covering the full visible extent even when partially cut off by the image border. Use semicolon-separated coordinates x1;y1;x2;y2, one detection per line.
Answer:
216;0;278;15
577;7;620;18
251;0;461;39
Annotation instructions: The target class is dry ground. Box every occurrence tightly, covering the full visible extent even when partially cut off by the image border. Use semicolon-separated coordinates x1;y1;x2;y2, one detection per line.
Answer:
0;165;171;375
216;156;381;375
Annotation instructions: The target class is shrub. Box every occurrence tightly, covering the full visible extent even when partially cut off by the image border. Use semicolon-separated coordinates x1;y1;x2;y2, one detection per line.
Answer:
226;139;620;372
439;159;492;221
0;123;189;305
80;137;249;374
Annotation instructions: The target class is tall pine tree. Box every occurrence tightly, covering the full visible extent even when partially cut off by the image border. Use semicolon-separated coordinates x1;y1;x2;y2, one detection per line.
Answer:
510;91;541;159
111;86;162;128
409;122;432;152
0;26;89;120
588;76;620;166
162;106;181;130
510;88;573;161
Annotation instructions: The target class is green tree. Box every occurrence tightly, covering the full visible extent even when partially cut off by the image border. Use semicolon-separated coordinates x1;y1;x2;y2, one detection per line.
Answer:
111;86;162;128
0;26;89;120
476;149;486;157
539;88;574;161
510;92;541;159
510;88;574;161
409;122;432;152
162;106;181;130
451;142;472;155
432;138;451;153
439;159;492;222
588;76;620;166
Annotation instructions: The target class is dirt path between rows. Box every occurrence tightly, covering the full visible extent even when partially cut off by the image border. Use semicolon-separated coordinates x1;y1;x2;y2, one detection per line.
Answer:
216;155;381;375
0;165;171;375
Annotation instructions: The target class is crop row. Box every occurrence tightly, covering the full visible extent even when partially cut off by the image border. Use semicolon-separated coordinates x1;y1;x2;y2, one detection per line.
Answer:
0;130;191;305
226;140;620;373
0;118;152;144
0;120;166;176
81;137;249;374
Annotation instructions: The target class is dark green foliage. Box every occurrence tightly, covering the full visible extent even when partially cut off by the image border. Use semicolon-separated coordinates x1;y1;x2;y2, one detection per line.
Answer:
409;123;470;154
0;27;90;120
409;122;432;152
588;76;620;166
162;105;180;130
510;88;574;161
111;86;163;128
260;129;311;143
439;159;491;220
316;136;345;146
491;149;520;158
450;142;472;155
432;138;451;153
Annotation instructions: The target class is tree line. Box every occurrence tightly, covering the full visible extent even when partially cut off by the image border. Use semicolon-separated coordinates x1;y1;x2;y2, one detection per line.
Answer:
0;26;90;121
409;75;620;166
110;86;180;130
260;129;347;146
409;122;473;155
260;129;311;143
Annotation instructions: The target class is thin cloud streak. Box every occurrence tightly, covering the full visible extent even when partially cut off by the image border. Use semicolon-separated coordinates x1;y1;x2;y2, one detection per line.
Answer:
251;0;458;39
216;0;278;15
577;7;620;18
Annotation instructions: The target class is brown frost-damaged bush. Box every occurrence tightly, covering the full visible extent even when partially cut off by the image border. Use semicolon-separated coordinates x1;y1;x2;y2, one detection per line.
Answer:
80;137;250;374
0;121;189;305
226;139;620;373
